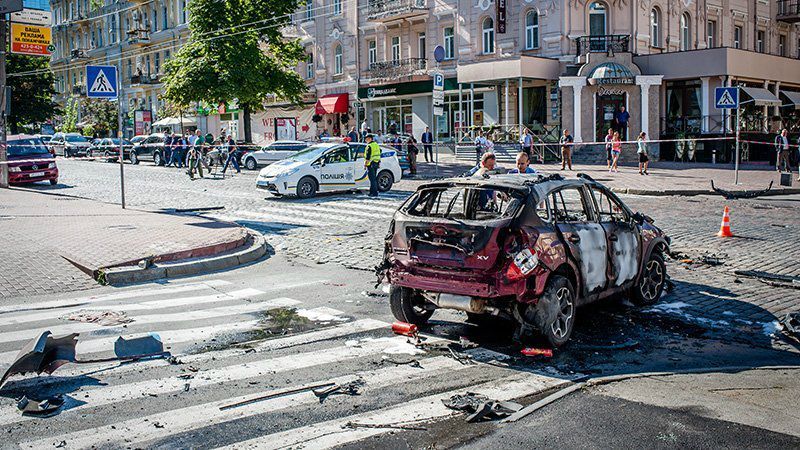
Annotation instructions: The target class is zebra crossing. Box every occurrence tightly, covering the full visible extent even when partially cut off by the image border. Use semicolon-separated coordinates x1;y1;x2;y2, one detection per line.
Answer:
0;277;575;449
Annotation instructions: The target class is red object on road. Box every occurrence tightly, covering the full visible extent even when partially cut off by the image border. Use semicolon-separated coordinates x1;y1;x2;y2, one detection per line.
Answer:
520;348;553;358
391;321;418;337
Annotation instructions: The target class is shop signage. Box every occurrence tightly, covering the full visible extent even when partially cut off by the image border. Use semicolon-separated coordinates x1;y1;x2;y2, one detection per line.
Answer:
496;0;507;33
597;87;626;96
593;77;634;86
358;78;463;100
366;87;398;98
10;23;51;56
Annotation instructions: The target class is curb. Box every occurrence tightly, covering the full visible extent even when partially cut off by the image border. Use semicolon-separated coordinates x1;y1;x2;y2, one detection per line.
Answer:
611;187;800;197
100;231;268;285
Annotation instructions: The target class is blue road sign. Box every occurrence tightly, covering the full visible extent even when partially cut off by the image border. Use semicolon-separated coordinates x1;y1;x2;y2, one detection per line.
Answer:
433;73;444;91
86;65;118;99
715;87;738;109
433;45;445;63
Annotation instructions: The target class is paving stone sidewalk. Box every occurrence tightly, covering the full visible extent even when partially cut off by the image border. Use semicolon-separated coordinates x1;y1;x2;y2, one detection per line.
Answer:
0;188;249;297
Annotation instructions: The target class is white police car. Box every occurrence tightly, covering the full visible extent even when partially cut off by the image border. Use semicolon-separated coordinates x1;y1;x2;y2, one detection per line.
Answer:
256;141;403;198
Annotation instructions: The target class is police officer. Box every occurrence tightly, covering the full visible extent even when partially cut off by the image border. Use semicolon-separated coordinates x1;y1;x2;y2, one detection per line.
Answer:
364;134;382;197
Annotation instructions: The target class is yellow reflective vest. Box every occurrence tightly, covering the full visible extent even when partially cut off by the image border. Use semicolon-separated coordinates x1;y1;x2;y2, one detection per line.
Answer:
365;142;381;166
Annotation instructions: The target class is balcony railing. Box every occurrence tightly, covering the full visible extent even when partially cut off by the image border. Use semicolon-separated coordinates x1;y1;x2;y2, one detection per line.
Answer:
126;29;151;45
575;34;630;56
367;0;427;21
130;73;160;85
367;58;427;79
777;0;800;22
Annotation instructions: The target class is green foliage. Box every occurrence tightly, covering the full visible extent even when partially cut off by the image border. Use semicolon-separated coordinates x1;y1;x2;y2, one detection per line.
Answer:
7;54;60;134
81;123;95;137
82;98;118;135
90;0;103;10
61;96;79;133
161;0;307;115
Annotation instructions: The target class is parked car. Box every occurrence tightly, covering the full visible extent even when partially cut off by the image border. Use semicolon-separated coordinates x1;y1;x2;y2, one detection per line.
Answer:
381;133;412;173
89;138;133;162
49;132;92;157
378;173;670;347
5;135;58;185
242;140;310;170
256;141;403;198
129;133;168;165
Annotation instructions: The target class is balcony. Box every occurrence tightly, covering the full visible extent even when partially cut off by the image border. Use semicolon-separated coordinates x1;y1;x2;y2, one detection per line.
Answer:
126;29;151;46
367;58;427;80
130;73;161;85
72;84;86;95
575;34;630;56
777;0;800;22
367;0;428;22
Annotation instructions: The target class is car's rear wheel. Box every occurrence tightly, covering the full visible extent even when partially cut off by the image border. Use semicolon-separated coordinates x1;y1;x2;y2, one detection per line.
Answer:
377;170;394;192
523;275;576;348
389;286;433;325
153;151;163;166
630;253;666;306
130;151;139;165
296;176;317;198
245;157;257;170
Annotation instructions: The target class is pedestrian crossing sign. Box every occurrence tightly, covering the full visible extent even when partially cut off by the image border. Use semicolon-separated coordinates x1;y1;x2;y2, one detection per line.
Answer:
86;65;118;98
715;87;738;109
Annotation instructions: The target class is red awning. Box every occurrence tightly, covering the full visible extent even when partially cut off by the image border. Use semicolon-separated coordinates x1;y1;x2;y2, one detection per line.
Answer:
315;93;349;115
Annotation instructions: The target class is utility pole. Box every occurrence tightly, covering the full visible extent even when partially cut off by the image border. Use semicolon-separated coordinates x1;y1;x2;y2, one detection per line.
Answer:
0;16;8;189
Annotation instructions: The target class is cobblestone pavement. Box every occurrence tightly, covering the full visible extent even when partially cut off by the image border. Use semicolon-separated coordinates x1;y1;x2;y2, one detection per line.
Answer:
0;187;248;298
24;159;800;339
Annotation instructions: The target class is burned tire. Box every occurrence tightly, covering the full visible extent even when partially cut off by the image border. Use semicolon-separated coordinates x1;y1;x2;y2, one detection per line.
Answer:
389;286;433;325
526;275;576;348
630;253;666;306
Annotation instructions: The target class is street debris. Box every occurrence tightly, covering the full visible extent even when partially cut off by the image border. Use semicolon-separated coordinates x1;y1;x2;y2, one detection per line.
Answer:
580;339;640;351
710;180;773;200
391;321;418;338
0;331;78;387
64;310;133;326
520;348;554;358
734;270;800;290
381;355;422;367
114;334;166;359
312;379;366;403
343;421;427;431
17;395;66;417
780;313;800;341
442;392;523;422
219;382;337;411
447;345;476;365
296;307;348;323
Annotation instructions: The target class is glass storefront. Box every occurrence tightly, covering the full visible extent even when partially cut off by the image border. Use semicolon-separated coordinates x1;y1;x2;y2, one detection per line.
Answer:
665;80;702;134
370;99;412;135
439;93;484;141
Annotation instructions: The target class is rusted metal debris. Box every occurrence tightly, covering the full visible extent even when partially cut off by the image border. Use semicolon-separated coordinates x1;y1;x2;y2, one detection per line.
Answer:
442;392;523;422
312;379;366;403
219;382;336;411
0;332;78;387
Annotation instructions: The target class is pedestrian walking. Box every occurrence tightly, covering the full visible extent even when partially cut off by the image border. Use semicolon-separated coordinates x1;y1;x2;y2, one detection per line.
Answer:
560;129;574;170
364;134;382;197
163;132;174;165
637;131;650;175
421;127;434;162
360;119;368;141
615;106;630;141
187;140;203;180
610;131;622;173
474;131;488;164
221;134;241;176
775;128;792;173
508;151;537;174
520;128;533;161
604;128;614;169
407;136;419;176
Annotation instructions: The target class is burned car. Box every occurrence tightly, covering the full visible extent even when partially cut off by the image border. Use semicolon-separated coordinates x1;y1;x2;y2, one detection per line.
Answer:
378;174;670;347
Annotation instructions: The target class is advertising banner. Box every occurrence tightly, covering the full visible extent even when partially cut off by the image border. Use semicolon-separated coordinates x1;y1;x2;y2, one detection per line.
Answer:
11;23;51;56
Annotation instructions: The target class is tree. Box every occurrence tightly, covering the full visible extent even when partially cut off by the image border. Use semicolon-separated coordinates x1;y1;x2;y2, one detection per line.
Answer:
82;98;118;136
60;96;79;133
161;0;307;142
7;53;60;134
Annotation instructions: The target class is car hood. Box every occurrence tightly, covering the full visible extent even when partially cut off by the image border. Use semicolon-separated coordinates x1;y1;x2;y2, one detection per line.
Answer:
259;159;306;177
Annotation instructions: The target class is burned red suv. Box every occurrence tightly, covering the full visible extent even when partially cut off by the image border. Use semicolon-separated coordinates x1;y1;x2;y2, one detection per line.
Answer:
378;173;670;347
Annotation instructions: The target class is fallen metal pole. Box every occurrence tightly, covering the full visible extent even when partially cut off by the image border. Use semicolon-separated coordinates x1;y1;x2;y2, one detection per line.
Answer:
219;381;335;411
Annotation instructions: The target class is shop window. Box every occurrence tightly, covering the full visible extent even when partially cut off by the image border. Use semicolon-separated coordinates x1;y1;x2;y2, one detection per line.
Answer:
525;10;539;50
444;27;454;60
733;26;742;49
334;44;343;75
482;17;494;54
680;13;690;51
666;80;702;132
650;8;661;48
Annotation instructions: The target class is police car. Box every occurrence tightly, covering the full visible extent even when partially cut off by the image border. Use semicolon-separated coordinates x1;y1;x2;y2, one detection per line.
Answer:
256;141;403;198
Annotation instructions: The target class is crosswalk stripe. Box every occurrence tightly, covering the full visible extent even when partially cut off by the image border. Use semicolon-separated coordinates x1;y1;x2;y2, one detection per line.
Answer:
259;205;370;224
0;280;233;315
0;335;423;427
221;371;573;450
21;355;470;449
0;296;299;345
225;210;337;227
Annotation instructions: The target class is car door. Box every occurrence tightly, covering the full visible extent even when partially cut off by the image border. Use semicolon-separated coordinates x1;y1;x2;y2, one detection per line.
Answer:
141;136;159;159
350;144;370;188
319;146;354;192
51;135;64;156
550;186;609;298
589;186;641;288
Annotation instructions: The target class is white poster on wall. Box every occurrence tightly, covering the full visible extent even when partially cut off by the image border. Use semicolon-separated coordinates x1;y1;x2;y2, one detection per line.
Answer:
275;118;297;141
251;106;317;145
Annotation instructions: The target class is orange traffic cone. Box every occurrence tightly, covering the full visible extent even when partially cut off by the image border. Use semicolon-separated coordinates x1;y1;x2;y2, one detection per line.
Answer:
717;206;733;237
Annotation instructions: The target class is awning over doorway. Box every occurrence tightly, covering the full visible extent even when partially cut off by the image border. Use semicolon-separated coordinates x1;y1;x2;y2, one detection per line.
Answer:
315;94;349;114
780;91;800;110
740;87;782;107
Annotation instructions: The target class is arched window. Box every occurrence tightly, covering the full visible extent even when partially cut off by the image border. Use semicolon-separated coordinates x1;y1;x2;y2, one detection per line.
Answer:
482;17;494;54
680;13;691;51
334;44;343;75
589;2;606;36
650;8;661;47
525;10;539;50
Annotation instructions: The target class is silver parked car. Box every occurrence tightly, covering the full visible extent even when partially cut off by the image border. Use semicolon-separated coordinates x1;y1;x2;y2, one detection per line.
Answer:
49;132;92;157
242;140;309;170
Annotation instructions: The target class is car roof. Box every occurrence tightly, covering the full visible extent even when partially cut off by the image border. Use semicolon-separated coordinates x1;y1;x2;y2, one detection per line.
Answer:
416;173;601;198
268;140;306;145
7;134;39;140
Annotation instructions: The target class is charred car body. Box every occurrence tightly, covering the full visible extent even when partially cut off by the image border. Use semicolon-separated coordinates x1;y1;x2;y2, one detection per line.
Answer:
378;173;670;346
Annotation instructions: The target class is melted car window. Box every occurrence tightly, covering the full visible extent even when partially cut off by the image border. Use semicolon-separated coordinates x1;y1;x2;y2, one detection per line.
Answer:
551;188;590;223
536;198;550;222
590;188;627;222
406;187;523;221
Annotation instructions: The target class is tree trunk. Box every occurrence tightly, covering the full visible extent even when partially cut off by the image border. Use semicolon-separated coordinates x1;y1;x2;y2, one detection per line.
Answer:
243;105;252;143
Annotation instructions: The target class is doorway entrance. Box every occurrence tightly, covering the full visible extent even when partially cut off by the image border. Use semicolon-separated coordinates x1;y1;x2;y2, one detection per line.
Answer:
596;93;625;141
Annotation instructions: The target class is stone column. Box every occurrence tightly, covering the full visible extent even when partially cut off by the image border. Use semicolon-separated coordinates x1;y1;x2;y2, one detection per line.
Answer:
635;75;664;139
700;77;710;133
558;77;587;142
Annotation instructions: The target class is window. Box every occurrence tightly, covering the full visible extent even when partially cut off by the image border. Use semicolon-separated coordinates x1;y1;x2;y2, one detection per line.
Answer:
756;30;765;53
126;59;132;78
779;34;786;57
154;52;160;73
162;4;168;29
551;188;590;223
334;44;343;75
97;26;103;47
525;10;539;50
405;187;524;221
333;0;341;15
590;188;627;222
589;2;606;36
418;32;426;59
706;20;715;48
391;36;400;61
181;0;187;23
444;27;454;60
680;13;690;51
733;26;741;49
305;0;313;20
145;55;151;74
324;148;350;164
482;17;494;54
306;52;314;79
650;8;661;47
368;40;376;66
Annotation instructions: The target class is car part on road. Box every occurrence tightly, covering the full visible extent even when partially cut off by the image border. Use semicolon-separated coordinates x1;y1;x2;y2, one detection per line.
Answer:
219;381;337;411
113;334;165;359
442;392;523;422
344;421;428;431
733;270;800;290
312;378;366;403
64;310;133;326
17;395;66;417
710;180;773;200
0;331;78;387
391;321;419;338
520;347;554;358
780;312;799;341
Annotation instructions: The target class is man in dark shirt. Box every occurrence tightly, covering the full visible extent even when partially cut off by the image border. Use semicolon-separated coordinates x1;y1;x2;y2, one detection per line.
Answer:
615;106;630;141
559;129;574;171
421;127;433;162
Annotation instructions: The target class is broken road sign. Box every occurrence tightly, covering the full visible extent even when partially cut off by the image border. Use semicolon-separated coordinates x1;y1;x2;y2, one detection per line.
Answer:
715;87;738;109
86;65;118;99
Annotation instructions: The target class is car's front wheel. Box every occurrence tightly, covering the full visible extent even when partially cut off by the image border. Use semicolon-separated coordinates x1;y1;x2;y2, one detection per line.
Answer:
377;170;394;192
389;286;433;325
630;253;666;306
153;151;163;166
296;176;317;198
244;157;258;170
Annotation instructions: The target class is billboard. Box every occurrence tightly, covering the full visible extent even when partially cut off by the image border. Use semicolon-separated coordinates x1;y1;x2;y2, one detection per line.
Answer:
10;23;51;56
